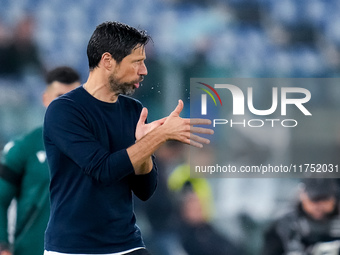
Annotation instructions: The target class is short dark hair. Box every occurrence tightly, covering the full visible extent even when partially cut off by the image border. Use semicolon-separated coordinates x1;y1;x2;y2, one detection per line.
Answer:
46;66;80;85
87;21;150;70
302;178;338;201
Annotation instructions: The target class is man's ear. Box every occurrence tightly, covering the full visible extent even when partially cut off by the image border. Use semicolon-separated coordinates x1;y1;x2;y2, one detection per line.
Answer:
101;52;114;70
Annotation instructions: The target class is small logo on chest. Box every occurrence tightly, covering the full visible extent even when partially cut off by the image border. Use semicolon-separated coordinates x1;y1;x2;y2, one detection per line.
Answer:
36;151;47;163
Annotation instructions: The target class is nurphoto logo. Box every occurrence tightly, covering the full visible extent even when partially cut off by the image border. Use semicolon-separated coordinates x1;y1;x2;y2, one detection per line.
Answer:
189;78;338;179
196;82;223;115
196;80;312;128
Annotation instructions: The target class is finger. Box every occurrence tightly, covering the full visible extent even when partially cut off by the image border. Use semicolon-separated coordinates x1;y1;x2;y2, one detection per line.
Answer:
137;107;148;126
156;117;167;125
148;117;167;127
179;137;205;148
188;140;204;148
190;134;211;145
189;118;212;125
150;117;167;129
170;99;184;117
191;127;214;135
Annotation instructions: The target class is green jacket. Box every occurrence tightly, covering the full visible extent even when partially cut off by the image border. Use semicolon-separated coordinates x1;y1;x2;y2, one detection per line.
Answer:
0;127;50;255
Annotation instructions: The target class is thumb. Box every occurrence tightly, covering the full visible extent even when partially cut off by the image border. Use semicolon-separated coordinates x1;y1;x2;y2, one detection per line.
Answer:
170;99;184;117
137;107;148;126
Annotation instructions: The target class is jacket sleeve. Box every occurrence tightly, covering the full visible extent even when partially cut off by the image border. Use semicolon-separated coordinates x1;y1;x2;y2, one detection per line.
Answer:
0;138;27;245
0;177;16;246
129;156;158;201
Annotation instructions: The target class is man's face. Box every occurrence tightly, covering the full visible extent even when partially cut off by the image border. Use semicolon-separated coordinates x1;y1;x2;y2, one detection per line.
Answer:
181;192;206;224
300;192;336;220
43;81;80;107
108;45;147;95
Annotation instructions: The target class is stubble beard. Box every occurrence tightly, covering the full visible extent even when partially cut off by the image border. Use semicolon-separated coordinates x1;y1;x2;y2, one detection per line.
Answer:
108;73;136;96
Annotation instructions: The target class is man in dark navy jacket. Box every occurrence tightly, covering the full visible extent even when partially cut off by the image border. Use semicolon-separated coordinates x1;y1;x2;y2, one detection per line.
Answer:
43;21;213;255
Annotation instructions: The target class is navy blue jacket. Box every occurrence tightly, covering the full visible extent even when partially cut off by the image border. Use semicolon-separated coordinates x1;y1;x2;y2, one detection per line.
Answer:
43;86;157;253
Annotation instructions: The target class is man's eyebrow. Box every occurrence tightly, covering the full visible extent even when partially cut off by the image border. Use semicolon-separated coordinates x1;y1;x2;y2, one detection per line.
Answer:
134;56;146;61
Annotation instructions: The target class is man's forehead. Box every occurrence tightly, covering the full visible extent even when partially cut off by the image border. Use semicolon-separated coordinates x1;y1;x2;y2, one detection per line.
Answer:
130;44;146;56
118;44;146;63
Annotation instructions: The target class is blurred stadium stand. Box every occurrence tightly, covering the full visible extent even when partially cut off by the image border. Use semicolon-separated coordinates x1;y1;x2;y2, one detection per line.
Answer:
0;0;336;142
1;1;340;254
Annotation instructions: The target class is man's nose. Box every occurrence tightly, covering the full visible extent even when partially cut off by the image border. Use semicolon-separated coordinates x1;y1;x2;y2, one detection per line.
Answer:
139;62;147;76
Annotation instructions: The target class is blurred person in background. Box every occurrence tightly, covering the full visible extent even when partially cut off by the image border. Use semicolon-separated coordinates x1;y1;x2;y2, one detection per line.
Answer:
262;178;340;255
0;15;44;79
168;146;216;221
168;147;243;255
178;186;244;255
0;66;80;255
11;15;45;77
168;161;214;222
0;18;14;77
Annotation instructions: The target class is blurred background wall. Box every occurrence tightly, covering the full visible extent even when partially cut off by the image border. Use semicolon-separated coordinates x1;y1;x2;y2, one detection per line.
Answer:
1;0;340;141
1;0;340;254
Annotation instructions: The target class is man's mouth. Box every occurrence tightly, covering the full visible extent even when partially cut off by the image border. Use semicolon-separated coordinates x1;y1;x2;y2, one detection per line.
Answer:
134;77;144;89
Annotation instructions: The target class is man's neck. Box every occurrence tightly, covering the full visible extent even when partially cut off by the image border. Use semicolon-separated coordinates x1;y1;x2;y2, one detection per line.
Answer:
83;71;118;103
